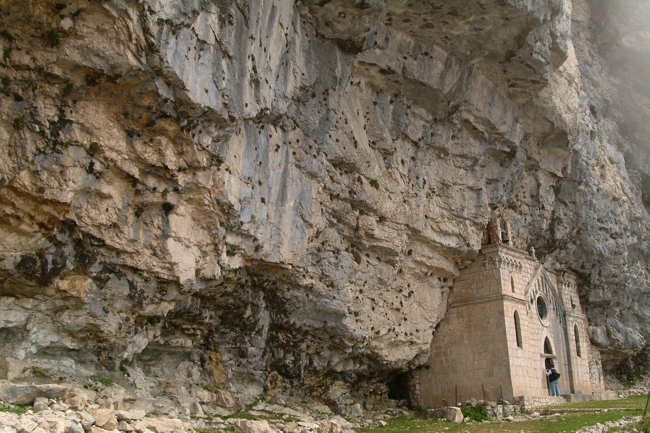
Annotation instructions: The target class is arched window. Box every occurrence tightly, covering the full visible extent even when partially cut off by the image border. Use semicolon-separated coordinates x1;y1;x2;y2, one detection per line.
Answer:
544;337;553;355
537;296;548;320
544;337;554;369
511;276;516;293
574;325;582;357
514;311;523;348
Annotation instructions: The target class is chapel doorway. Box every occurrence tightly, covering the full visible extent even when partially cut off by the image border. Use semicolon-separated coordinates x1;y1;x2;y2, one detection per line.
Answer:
543;337;554;369
543;337;555;394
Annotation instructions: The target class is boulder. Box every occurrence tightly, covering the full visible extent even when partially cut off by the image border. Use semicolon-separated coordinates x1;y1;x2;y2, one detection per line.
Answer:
0;412;19;430
63;420;84;433
310;405;332;415
76;411;96;430
42;417;65;433
446;407;464;423
231;419;276;433
214;389;236;408
135;417;191;433
190;385;213;403
317;420;331;433
177;397;204;416
89;427;113;433
202;404;234;417
0;384;78;405
0;357;30;380
349;404;363;418
329;416;351;429
113;409;146;421
118;421;135;431
17;416;38;433
64;394;86;410
88;409;118;431
33;397;49;412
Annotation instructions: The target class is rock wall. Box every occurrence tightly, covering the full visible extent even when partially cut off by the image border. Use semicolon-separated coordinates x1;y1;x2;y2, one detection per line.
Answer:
0;0;648;407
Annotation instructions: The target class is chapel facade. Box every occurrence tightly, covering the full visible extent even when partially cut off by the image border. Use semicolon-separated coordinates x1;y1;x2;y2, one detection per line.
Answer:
417;242;594;408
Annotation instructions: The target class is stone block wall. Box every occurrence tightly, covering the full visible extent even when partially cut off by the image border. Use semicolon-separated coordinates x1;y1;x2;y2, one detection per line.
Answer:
517;395;566;410
419;297;512;408
588;343;606;393
418;243;598;409
503;297;558;397
419;246;516;408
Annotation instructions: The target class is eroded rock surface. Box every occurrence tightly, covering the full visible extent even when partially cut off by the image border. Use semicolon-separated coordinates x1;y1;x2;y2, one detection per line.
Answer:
0;0;648;407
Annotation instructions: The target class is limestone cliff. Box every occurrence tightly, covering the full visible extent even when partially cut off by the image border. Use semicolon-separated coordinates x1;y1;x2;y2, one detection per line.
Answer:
0;0;648;407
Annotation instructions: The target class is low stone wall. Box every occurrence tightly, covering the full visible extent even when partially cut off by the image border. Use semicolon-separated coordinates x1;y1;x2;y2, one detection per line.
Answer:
517;396;566;410
592;391;618;401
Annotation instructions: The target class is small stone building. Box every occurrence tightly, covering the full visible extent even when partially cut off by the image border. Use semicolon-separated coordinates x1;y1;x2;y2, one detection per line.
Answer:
418;243;593;408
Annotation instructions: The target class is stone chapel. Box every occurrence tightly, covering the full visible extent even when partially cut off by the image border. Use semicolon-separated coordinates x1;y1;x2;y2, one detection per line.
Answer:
417;234;595;408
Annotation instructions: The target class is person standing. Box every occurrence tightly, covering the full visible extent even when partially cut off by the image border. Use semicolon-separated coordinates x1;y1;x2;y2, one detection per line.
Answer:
546;363;561;396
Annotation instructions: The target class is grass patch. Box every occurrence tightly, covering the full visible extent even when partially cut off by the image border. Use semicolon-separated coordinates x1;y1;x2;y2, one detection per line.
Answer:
461;406;490;422
222;413;264;421
359;415;443;433
87;142;100;156
358;408;644;433
611;417;650;433
119;361;130;377
89;375;113;387
551;395;647;410
12;117;24;130
31;367;49;378
0;405;27;415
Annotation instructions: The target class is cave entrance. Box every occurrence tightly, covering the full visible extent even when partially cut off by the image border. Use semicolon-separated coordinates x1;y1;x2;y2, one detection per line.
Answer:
387;372;411;405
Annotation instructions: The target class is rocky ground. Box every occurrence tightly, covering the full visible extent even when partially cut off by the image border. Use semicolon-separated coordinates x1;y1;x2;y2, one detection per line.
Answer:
2;373;649;433
0;375;398;433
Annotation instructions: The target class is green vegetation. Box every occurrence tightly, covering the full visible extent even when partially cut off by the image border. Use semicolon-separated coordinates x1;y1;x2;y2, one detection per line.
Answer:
552;394;647;410
635;417;650;433
359;411;643;433
358;396;647;433
461;406;489;422
31;367;49;378
198;428;234;433
87;142;100;155
0;405;27;415
0;30;14;42
119;361;130;377
62;83;73;96
370;179;380;189
89;375;113;387
43;30;60;46
12;117;24;130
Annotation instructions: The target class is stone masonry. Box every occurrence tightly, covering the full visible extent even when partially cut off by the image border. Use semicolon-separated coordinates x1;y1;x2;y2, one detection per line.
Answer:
418;243;595;408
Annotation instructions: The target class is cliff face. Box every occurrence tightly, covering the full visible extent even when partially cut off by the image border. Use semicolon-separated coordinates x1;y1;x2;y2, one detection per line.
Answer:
0;0;648;406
